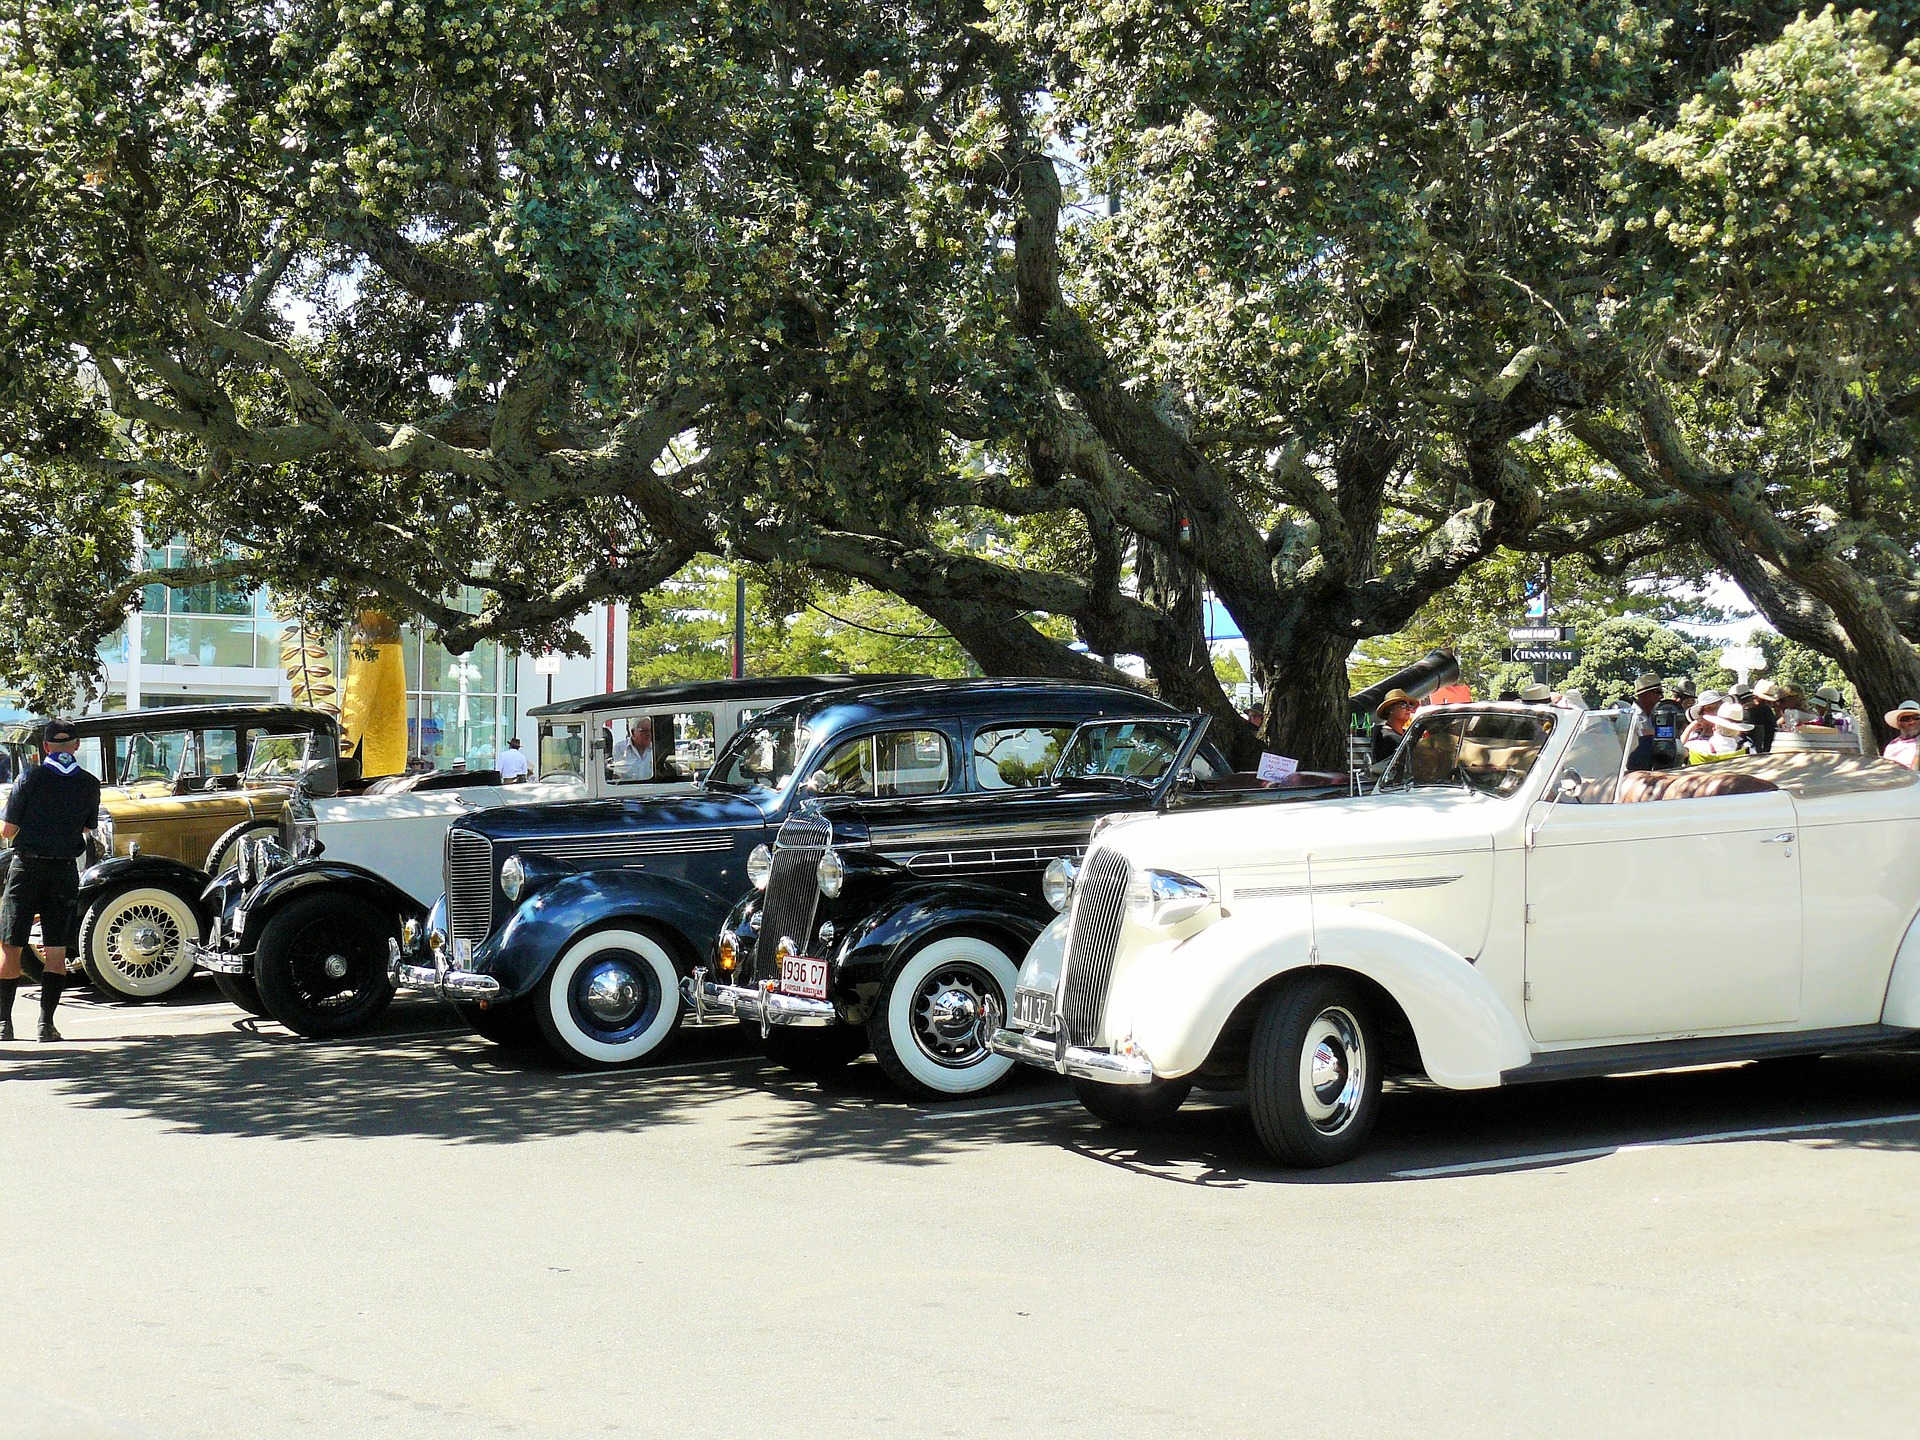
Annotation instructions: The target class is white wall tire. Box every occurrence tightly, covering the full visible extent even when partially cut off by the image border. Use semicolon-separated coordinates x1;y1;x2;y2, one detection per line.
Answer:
80;885;203;1001
868;935;1018;1098
532;927;684;1068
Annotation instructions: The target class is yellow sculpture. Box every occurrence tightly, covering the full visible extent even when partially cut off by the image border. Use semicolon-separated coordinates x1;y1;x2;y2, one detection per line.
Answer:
340;610;408;779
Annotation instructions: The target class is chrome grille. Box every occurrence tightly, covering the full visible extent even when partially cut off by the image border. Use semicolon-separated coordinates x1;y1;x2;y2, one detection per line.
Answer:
752;814;830;982
1059;849;1129;1048
446;829;496;944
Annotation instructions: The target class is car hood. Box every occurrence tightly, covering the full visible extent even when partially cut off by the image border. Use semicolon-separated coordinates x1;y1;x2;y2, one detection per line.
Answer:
456;788;773;839
1092;788;1503;873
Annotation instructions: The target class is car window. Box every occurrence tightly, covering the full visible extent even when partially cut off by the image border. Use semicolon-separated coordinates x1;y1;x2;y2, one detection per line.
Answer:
245;732;312;780
539;721;586;780
1385;709;1556;795
708;717;800;793
203;728;240;777
1556;711;1632;804
603;709;716;785
119;731;188;783
1055;719;1194;785
809;730;952;798
974;725;1074;790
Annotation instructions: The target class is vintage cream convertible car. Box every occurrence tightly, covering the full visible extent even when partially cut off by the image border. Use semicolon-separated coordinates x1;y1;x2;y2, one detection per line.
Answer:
990;700;1920;1167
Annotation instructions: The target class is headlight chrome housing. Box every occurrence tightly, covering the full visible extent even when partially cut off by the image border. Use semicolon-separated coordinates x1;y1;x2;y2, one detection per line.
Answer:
1042;856;1079;913
716;929;739;973
816;849;845;898
401;917;420;949
747;844;774;890
500;853;527;903
1127;868;1215;928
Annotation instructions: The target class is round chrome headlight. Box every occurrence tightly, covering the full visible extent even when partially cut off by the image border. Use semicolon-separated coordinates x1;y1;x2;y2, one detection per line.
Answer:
816;848;845;898
401;917;420;949
1127;868;1215;927
500;854;527;903
747;844;774;890
1042;856;1079;913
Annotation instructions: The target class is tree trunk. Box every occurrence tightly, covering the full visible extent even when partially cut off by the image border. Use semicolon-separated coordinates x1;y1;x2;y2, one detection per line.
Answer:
1256;630;1354;772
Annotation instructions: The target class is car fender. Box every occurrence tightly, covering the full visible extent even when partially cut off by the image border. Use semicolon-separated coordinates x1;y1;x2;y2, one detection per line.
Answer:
77;854;212;916
476;869;733;1002
1110;903;1533;1089
1877;905;1920;1028
833;883;1052;1005
1015;912;1069;996
236;860;426;956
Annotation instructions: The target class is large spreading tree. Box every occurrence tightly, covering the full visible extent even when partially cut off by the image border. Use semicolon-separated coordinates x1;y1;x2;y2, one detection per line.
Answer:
4;1;1917;757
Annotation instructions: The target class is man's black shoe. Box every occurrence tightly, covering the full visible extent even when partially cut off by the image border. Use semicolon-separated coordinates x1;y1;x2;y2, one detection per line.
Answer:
38;1019;61;1043
0;1017;13;1042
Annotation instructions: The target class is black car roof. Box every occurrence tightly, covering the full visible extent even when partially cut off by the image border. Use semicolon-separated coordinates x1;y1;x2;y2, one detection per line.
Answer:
0;704;338;742
526;674;922;719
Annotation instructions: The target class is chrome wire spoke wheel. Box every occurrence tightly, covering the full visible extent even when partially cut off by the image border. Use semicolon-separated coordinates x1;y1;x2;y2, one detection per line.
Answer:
1296;1005;1367;1137
84;886;203;1000
911;964;995;1068
108;903;185;982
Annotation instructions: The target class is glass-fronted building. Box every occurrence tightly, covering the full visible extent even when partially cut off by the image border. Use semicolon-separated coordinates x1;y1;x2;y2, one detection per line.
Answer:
87;546;624;772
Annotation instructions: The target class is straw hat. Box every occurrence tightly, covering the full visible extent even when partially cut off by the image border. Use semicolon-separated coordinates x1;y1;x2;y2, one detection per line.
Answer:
1751;679;1780;703
1885;700;1920;728
1669;677;1697;700
1711;702;1754;734
1729;681;1755;700
1374;687;1416;720
1813;685;1845;708
1688;689;1724;722
1518;683;1552;703
1632;672;1663;696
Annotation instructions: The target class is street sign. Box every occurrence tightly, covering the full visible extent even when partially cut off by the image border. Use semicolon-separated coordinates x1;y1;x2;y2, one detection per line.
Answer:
1505;645;1581;665
1508;625;1576;643
533;651;563;676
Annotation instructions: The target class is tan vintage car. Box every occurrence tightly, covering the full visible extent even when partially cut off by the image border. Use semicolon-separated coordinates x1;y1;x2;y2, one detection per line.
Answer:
1;705;340;1000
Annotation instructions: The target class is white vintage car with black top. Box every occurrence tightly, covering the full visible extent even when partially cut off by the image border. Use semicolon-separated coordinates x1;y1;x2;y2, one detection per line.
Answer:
991;699;1920;1166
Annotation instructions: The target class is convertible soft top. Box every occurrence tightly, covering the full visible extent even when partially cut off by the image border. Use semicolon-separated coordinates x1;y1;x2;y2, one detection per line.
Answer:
1696;750;1916;799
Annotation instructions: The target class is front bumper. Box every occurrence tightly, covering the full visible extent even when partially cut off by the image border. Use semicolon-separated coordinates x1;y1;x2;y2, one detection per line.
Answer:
988;1026;1156;1086
685;967;836;1031
386;938;502;1002
193;944;247;977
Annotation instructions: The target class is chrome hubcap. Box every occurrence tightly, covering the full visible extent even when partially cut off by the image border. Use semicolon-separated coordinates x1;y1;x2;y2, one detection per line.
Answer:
583;967;642;1025
322;953;350;980
1298;1005;1367;1136
911;966;996;1067
126;923;167;961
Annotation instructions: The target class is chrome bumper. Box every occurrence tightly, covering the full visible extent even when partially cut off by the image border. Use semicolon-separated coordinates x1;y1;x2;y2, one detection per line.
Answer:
386;938;502;1002
684;967;836;1031
193;944;247;977
988;1026;1155;1086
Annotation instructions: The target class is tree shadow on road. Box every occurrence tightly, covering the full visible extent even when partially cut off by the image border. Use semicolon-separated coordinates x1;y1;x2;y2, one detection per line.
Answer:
6;1002;1919;1179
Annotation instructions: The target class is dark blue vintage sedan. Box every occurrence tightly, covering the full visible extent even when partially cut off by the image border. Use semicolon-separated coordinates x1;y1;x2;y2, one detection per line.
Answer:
388;677;1194;1066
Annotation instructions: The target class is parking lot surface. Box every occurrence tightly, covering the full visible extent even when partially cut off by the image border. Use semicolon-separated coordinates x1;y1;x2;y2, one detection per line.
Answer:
4;980;1919;1439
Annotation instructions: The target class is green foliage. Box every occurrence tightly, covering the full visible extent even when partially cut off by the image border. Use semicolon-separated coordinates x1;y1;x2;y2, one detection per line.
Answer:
1212;650;1247;685
1559;615;1701;705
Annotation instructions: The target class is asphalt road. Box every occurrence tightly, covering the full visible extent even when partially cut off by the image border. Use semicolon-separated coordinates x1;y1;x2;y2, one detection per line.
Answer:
3;978;1918;1439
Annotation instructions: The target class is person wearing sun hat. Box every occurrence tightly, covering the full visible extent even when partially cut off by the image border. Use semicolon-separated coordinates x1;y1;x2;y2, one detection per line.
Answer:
1626;672;1682;770
1744;679;1780;754
1883;701;1920;769
1686;700;1755;762
1369;688;1418;766
1808;684;1854;733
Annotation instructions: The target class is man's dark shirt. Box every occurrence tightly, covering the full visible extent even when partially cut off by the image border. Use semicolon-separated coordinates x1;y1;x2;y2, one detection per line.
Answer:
1369;723;1404;765
1749;704;1777;755
4;754;102;857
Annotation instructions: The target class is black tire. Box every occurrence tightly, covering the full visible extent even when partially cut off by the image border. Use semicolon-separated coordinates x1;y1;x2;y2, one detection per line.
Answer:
457;999;544;1051
762;1024;868;1075
213;970;270;1017
78;882;204;1002
205;820;277;877
530;925;686;1068
1248;974;1382;1168
252;893;397;1038
866;934;1019;1098
1071;1075;1193;1129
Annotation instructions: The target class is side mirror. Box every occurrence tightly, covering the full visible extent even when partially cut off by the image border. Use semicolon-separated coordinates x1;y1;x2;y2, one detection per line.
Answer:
1556;768;1583;804
304;758;340;797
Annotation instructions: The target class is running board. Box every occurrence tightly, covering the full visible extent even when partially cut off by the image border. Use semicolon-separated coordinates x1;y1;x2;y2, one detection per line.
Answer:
1503;1024;1920;1086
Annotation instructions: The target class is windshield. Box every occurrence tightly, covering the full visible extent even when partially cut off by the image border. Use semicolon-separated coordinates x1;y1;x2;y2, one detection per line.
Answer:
245;732;316;781
1053;719;1196;787
119;731;189;784
1380;708;1556;797
706;717;800;793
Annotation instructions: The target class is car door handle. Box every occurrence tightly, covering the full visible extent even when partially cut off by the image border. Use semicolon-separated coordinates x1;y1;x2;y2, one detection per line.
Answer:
1761;833;1795;844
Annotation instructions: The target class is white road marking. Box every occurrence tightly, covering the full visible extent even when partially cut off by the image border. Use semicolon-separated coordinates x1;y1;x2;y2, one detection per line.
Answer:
926;1097;1083;1121
1391;1110;1920;1179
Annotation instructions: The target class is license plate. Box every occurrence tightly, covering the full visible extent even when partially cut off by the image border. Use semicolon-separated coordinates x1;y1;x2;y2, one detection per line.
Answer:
1013;989;1056;1031
780;956;829;1001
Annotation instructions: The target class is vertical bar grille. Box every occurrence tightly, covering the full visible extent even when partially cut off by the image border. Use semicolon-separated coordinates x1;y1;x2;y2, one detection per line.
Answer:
446;829;495;944
1059;849;1130;1047
751;812;831;982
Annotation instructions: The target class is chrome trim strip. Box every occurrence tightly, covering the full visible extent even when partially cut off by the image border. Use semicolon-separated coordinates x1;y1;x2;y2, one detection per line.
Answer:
515;834;731;857
889;844;1082;873
987;1027;1154;1086
192;945;246;977
1232;873;1463;900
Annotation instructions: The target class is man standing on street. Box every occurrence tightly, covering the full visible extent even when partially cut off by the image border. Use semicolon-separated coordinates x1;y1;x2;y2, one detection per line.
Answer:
497;737;531;783
0;719;101;1042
